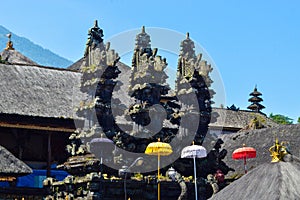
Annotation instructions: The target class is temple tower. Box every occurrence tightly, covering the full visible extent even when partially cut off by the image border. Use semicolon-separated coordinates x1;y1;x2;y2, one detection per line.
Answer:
117;26;179;152
247;86;265;113
175;33;215;144
52;21;121;199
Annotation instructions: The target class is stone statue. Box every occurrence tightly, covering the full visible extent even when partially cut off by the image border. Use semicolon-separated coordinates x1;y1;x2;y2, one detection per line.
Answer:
206;139;234;175
269;138;289;162
167;168;187;200
66;133;82;156
207;174;219;194
240;116;265;131
84;20;104;57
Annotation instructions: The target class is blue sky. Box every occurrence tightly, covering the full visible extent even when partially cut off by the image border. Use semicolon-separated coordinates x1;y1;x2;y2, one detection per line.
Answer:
1;0;299;122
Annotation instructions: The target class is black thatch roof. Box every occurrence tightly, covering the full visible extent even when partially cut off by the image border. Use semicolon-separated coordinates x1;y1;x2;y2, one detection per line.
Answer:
210;108;277;130
249;89;262;96
67;57;85;71
210;161;300;200
1;50;37;65
0;145;32;176
219;124;300;174
0;63;81;119
0;52;130;121
0;51;278;128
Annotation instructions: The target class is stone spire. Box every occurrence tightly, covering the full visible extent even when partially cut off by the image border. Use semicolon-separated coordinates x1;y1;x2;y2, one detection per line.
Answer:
177;32;196;79
134;26;151;50
131;26;153;69
5;32;15;51
59;20;121;178
247;86;265;112
126;26;173;142
175;32;216;144
84;20;104;57
81;20;119;69
129;26;168;93
179;32;196;59
176;33;215;99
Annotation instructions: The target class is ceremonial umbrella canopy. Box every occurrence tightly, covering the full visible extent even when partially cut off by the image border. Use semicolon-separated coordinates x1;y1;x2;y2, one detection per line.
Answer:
90;136;114;174
232;145;256;173
145;138;173;200
181;142;207;200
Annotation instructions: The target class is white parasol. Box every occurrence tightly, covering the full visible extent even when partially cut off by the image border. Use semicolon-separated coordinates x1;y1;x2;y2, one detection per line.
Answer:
181;142;207;200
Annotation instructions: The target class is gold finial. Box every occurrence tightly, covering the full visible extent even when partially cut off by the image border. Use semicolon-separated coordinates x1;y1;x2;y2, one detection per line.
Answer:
5;32;14;51
192;141;195;145
142;26;145;33
186;32;190;39
158;138;160;142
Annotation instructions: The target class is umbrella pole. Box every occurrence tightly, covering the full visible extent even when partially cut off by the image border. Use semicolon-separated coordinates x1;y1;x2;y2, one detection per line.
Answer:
100;150;103;175
193;156;198;200
158;153;160;200
244;157;247;174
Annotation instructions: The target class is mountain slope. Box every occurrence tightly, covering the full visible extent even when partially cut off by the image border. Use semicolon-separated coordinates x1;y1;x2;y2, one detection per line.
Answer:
0;25;72;68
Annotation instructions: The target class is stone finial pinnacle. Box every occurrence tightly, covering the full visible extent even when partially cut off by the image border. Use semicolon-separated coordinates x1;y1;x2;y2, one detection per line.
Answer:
7;32;11;41
94;20;98;28
142;26;145;33
186;32;190;39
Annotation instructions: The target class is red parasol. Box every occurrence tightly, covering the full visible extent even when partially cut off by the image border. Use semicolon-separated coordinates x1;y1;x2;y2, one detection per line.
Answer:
232;145;256;173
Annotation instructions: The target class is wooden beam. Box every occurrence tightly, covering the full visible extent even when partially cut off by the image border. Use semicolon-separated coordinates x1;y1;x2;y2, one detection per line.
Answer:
47;132;52;177
0;122;75;132
0;177;16;182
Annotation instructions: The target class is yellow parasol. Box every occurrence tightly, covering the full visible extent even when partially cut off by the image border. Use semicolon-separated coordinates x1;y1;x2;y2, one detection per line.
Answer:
145;138;173;200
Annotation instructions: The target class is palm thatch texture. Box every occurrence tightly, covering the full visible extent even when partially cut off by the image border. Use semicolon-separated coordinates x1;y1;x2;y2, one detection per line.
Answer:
210;160;300;200
220;124;300;175
209;108;278;131
0;145;32;176
0;49;37;65
0;62;81;119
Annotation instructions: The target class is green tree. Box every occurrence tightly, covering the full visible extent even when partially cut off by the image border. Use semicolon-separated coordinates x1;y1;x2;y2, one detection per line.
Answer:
297;117;300;124
269;113;293;125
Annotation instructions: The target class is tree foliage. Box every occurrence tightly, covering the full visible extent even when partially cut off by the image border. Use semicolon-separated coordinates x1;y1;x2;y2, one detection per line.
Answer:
298;117;300;124
269;113;293;125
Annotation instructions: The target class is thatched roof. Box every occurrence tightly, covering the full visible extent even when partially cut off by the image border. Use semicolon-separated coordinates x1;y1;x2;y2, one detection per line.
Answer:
219;124;300;174
1;50;37;65
0;63;81;119
210;108;278;130
0;52;277;128
0;145;32;176
67;57;85;71
210;160;300;200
